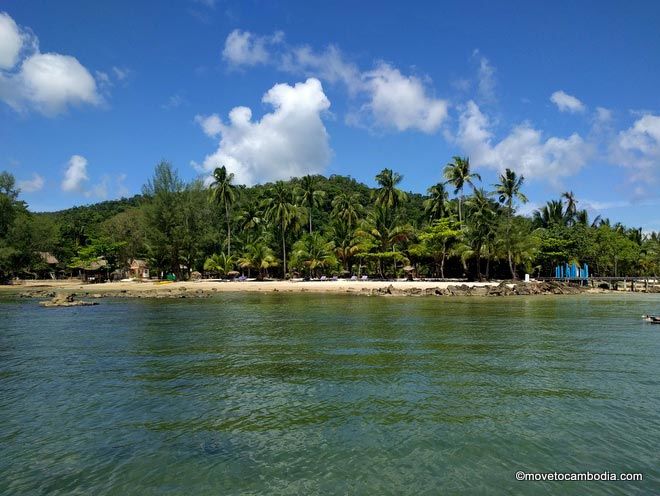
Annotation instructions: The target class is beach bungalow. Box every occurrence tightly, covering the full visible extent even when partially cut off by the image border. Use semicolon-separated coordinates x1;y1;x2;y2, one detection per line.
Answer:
70;257;109;283
129;259;150;279
37;252;60;279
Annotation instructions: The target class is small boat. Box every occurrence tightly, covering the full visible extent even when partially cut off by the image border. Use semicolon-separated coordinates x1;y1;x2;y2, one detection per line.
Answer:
642;315;660;323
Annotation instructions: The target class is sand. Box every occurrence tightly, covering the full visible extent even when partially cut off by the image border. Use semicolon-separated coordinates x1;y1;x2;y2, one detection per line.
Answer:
0;278;501;295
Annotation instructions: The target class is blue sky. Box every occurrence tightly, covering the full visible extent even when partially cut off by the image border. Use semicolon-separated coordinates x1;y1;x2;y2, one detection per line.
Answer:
1;0;660;230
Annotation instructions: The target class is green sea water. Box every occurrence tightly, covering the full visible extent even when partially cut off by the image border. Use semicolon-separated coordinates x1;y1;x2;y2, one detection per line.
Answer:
1;293;659;495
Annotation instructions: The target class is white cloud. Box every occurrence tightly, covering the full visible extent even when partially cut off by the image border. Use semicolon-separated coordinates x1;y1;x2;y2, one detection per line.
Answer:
194;78;331;185
195;113;222;137
17;173;44;193
116;173;129;197
112;66;130;81
61;155;89;192
614;113;660;182
18;53;100;115
281;44;362;94
473;50;496;103
222;29;279;66
87;175;109;199
0;12;101;116
361;63;448;133
594;106;612;124
161;93;185;110
550;90;586;113
222;30;448;133
0;12;24;69
454;101;592;182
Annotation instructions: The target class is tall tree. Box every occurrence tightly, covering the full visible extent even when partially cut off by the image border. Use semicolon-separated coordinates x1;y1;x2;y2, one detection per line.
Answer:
423;182;448;222
331;192;363;231
463;189;499;280
494;168;528;279
443;156;481;226
418;216;461;278
208;166;237;257
374;168;407;213
298;175;326;234
263;181;298;278
142;162;185;278
532;200;566;228
561;191;578;224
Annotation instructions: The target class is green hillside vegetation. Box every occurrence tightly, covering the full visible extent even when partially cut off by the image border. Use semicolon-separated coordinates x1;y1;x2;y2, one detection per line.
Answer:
1;160;659;282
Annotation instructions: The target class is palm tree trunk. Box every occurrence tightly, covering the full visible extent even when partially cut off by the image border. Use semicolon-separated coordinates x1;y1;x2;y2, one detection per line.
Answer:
458;194;463;226
440;249;446;279
507;201;515;280
282;230;287;279
476;244;482;281
309;206;313;234
226;204;231;258
486;251;491;280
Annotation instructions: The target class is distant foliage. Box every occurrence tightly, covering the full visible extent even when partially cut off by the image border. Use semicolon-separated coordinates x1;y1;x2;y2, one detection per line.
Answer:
1;160;659;282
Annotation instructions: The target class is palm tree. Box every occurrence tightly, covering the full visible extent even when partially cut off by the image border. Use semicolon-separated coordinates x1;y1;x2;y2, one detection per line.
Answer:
263;181;298;278
494;168;528;278
423;182;448;222
329;220;364;273
331;192;363;231
561;191;578;224
203;253;234;278
238;242;278;280
208;166;237;257
373;168;408;212
291;233;337;278
443;156;481;226
298;175;326;234
532;200;565;228
357;205;414;277
464;188;499;280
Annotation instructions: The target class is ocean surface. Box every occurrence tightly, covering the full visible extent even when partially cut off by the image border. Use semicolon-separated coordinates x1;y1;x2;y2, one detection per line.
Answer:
1;293;659;495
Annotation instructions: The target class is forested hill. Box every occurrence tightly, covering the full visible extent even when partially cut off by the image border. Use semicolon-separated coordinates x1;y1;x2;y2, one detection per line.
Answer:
36;195;144;224
1;162;658;282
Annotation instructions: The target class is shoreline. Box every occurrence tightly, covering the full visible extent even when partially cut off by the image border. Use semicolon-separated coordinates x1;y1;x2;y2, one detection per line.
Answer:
3;279;658;299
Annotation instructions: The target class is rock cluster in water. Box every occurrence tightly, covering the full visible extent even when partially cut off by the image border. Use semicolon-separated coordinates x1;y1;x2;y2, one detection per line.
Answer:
358;281;587;297
24;287;212;301
39;293;99;307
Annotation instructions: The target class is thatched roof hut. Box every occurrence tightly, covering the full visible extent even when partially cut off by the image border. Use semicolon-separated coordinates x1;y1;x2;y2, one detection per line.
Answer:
39;252;59;265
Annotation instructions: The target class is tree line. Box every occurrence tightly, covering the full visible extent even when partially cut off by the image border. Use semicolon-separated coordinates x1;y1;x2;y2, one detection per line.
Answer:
1;158;659;283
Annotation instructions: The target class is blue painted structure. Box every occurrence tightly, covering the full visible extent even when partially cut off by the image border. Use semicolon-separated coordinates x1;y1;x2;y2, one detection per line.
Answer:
554;262;589;280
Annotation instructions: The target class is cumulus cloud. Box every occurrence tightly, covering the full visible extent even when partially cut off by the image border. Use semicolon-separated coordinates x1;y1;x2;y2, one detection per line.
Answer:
454;101;592;182
222;29;282;66
19;53;100;114
550;90;586;113
281;44;362;94
0;12;25;69
221;30;448;133
61;155;89;192
195;113;222;137
361;64;448;133
0;11;101;115
614;113;660;182
17;173;44;193
194;78;331;185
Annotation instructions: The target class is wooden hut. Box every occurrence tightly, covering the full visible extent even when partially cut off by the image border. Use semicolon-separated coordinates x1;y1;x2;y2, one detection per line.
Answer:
129;259;150;279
